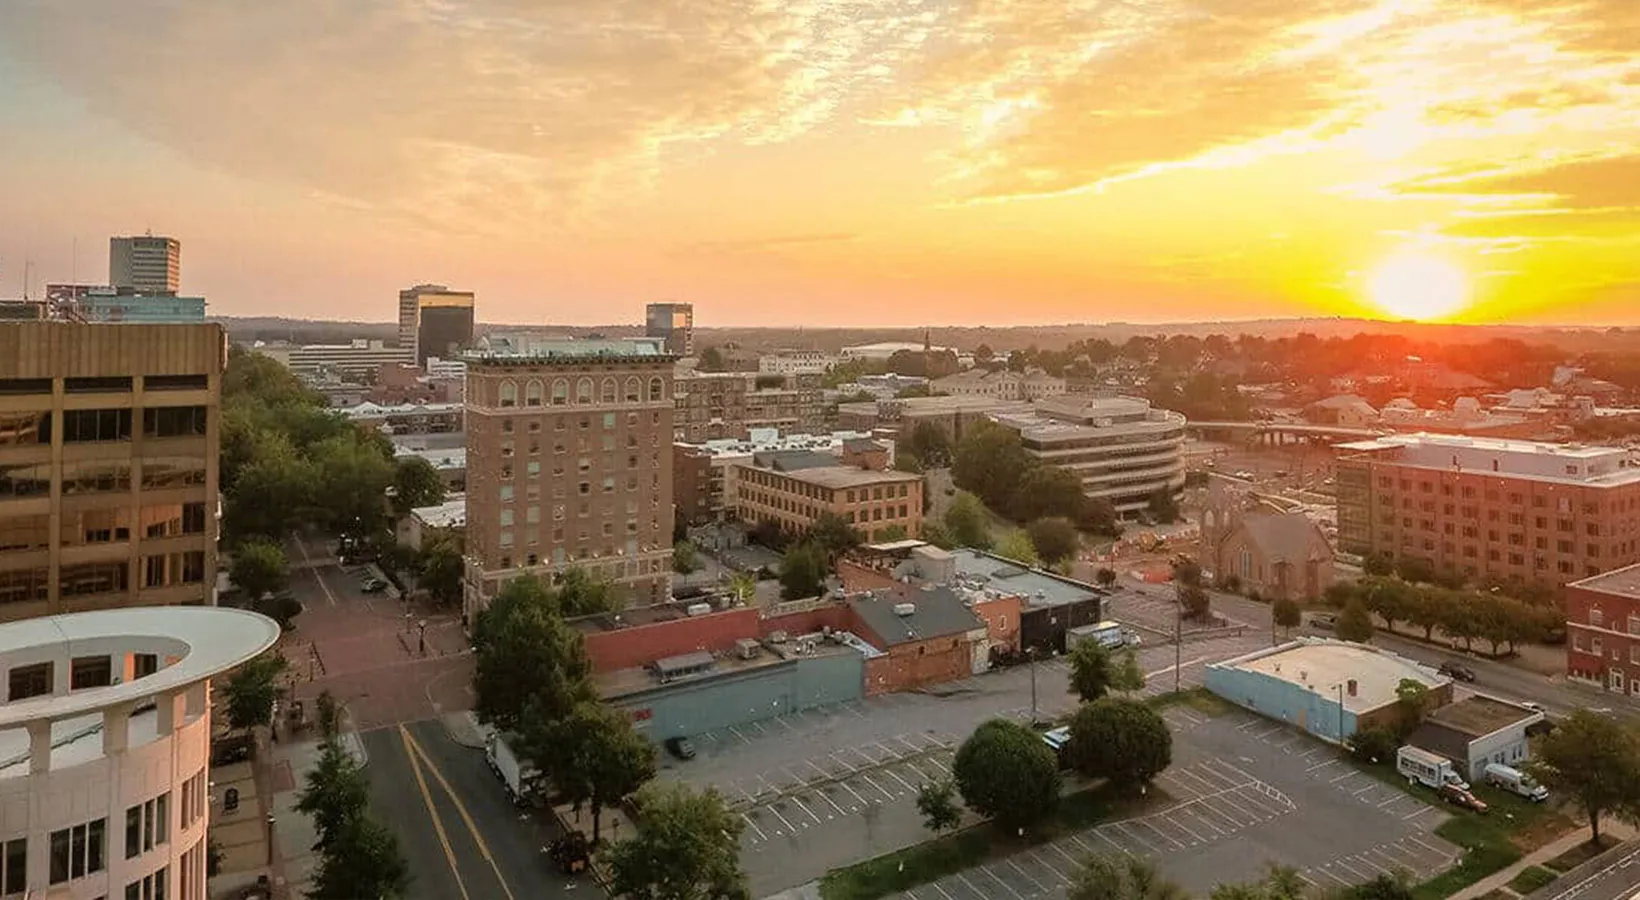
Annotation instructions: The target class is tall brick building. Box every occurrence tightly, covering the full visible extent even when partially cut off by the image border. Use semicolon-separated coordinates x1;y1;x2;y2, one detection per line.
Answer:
1565;563;1640;695
1334;433;1640;587
463;338;675;622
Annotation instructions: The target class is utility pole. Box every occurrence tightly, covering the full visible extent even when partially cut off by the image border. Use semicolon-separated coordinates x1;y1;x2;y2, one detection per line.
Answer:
1174;603;1182;694
1028;645;1039;724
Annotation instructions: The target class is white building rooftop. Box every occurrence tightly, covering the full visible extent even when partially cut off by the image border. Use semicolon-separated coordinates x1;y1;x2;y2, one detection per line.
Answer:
1211;638;1445;714
679;429;878;462
1337;432;1640;486
412;496;467;529
394;445;467;471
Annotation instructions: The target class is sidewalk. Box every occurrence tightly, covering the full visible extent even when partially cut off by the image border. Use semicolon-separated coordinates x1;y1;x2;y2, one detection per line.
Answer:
263;728;369;899
1450;820;1638;900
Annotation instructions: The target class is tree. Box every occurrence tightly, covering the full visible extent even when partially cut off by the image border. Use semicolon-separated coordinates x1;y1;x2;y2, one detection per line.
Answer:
952;719;1060;829
1335;873;1415;900
1066;698;1173;788
391;456;445;518
541;703;657;843
943;491;993;549
305;816;411;900
1210;865;1307;900
1096;567;1118;588
295;739;370;852
1394;678;1433;737
230;539;290;603
225;447;316;543
920;520;955;549
1394;555;1437;586
601;782;748;900
915;779;962;834
1026;517;1080;565
778;542;828;601
728;571;758;605
1272;598;1301;637
416;537;464;608
316;690;340;739
672;540;699;575
1346;727;1399;765
1077;495;1121;537
1069;640;1143;703
222;653;287;731
1179;583;1211;622
952;421;1035;512
555;567;624;617
472;581;594;731
905;421;954;468
698;345;726;371
1336;598;1375;643
1010;466;1087;523
1146;488;1179;524
1111;649;1146;693
1527;710;1640;845
806;512;862;560
1362;552;1395;577
1363;577;1413;633
1069;856;1186;900
308;433;396;541
876;523;909;542
995;529;1043;567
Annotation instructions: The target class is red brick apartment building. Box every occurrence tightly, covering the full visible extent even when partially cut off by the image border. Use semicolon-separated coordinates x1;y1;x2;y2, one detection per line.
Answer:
1565;562;1640;695
1335;433;1640;587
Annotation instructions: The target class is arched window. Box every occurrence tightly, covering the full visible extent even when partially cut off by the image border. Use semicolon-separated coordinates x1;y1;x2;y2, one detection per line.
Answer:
525;380;543;407
499;380;517;408
601;378;618;404
624;377;642;402
648;377;665;402
551;379;569;406
576;378;594;404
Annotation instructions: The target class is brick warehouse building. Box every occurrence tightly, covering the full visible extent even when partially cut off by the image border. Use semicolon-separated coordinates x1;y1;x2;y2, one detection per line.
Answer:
462;337;676;622
1565;562;1640;695
1334;433;1640;588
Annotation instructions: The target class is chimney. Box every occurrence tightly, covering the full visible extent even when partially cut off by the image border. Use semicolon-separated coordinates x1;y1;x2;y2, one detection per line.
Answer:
1346;679;1358;697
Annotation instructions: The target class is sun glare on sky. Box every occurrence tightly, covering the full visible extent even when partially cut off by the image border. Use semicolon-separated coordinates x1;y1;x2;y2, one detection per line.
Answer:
1366;251;1472;322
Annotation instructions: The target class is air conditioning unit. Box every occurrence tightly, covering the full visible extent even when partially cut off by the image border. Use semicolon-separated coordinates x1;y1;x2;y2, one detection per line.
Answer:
893;602;916;617
685;602;712;617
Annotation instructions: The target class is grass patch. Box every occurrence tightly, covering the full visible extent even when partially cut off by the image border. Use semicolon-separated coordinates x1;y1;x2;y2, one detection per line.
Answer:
818;781;1164;900
1406;785;1571;900
1542;835;1619;872
1507;865;1558;895
1145;687;1233;717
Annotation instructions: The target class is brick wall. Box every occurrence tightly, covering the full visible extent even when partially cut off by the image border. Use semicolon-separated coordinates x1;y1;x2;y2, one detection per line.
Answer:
583;606;760;673
759;602;852;639
864;635;973;695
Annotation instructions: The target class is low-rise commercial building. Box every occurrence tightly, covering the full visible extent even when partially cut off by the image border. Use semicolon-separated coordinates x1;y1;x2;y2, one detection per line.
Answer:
837;395;1030;443
758;350;835;376
931;368;1065;402
1204;639;1451;744
392;444;467;492
398;495;466;552
733;460;923;543
78;294;207;324
847;585;987;693
1564;562;1640;694
672;429;882;526
273;339;417;380
992;395;1187;516
339;400;463;435
1406;695;1545;782
673;371;827;442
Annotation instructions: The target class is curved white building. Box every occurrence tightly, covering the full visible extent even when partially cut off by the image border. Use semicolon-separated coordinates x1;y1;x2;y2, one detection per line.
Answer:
0;607;279;900
993;396;1187;515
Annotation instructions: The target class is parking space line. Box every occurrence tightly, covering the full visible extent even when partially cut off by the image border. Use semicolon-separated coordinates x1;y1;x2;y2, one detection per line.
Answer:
929;882;959;900
728;725;751;743
1369;847;1409;872
1351;853;1394;876
1025;848;1071;885
773;716;797;733
981;866;1026;900
1402;804;1434;822
834;780;868;810
741;813;768;842
955;873;989;899
882;768;917;792
859;772;897;801
766;804;797;836
1090;828;1132;856
1179;807;1227;836
1331;857;1371;880
1307;759;1337;773
1005;859;1046;893
1314;866;1353;887
788;795;822;826
1048;842;1083;872
1192;797;1250;828
1127;820;1183;850
1163;813;1208;844
1330;770;1357;784
1404;835;1444;856
812;789;847;818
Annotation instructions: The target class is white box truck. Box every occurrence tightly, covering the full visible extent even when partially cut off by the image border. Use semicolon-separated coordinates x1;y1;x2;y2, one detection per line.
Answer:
1069;621;1141;650
1397;745;1469;791
486;733;543;807
1484;763;1548;802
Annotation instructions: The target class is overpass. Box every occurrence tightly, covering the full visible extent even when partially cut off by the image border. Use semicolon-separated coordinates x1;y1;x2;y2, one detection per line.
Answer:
1187;420;1382;446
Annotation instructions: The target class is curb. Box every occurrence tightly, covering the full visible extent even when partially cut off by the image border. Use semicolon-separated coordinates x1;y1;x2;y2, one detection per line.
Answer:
440;711;489;750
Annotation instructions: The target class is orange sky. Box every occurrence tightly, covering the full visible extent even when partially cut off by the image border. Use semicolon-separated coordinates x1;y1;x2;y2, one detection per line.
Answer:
1;0;1637;327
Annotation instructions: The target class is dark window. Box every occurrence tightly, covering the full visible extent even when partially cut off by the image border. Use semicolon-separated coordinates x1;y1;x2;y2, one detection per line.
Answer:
140;457;206;489
142;406;207;438
154;865;167;900
88;817;106;874
134;653;159;678
155;793;168;846
72;655;113;689
142;800;154;851
71;821;88;878
0;410;51;446
60;562;128;597
0;568;49;606
3;838;25;894
181;502;207;534
65;376;132;393
50;827;70;884
62;408;132;442
0;463;52;497
0;377;51;395
126;881;140;900
8;661;53;700
144;374;208;391
61;460;131;495
181;551;205;583
125;805;141;858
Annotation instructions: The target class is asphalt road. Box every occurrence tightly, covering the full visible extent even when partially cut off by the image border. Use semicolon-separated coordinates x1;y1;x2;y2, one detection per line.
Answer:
1545;845;1640;900
363;721;578;900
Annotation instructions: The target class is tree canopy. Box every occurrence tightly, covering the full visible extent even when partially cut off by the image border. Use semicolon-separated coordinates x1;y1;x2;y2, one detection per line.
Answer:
534;702;657;842
1527;710;1640;844
779;542;828;601
230;538;290;603
995;529;1042;567
1068;856;1186;900
391;456;446;518
952;719;1061;829
222;653;287;731
943;491;994;549
601;783;749;900
1026;517;1080;565
472;579;596;731
1066;698;1173;788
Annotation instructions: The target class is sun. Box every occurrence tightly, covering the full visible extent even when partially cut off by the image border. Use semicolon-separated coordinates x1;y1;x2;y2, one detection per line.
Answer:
1366;251;1472;321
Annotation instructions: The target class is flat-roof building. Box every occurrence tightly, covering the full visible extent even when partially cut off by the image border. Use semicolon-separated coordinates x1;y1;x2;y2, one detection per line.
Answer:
672;428;879;526
398;284;476;367
1407;695;1545;781
732;459;923;544
1564;562;1640;694
275;339;416;380
991;395;1186;516
109;236;181;295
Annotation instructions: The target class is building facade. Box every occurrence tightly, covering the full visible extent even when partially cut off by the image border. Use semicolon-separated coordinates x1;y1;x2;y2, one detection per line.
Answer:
463;338;676;622
277;340;416;380
109;236;181;295
931;368;1066;401
0;323;226;622
1334;434;1640;587
1202;477;1336;601
758;350;835;376
992;396;1186;516
397;285;476;367
673;371;826;442
78;294;206;324
1564;563;1640;694
645;303;695;357
0;606;279;900
733;461;922;542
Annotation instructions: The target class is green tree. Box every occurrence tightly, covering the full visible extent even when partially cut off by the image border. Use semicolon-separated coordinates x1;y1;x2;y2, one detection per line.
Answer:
779;542;828;601
539;703;657;843
295;739;369;852
1272;597;1301;637
225;445;316;543
602;783;748;900
1026;517;1080;565
305;817;411;900
952;421;1035;511
915;779;962;834
471;581;595;731
1527;710;1640;845
1394;555;1437;586
672;540;699;575
308;433;396;540
1077;495;1121;537
1363;577;1413;633
806;512;862;560
876;523;909;542
952;719;1060;829
728;571;758;604
1336;598;1375;643
1096;567;1118;588
230;539;290;603
554;567;624;617
1362;552;1395;577
1010;465;1087;522
906;421;954;468
222;653;287;731
995;529;1042;567
1068;640;1138;703
920;520;955;549
1210;864;1307;900
315;690;340;739
1069;856;1186;900
416;537;465;608
1111;649;1146;693
391;456;446;518
943;491;993;549
1066;698;1173;788
1146;488;1179;524
698;345;726;371
1346;727;1400;765
1336;873;1415;900
1394;678;1433;738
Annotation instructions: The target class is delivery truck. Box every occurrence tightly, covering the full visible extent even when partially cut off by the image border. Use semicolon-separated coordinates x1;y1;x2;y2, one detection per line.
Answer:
486;733;543;807
1069;621;1142;650
1484;763;1548;802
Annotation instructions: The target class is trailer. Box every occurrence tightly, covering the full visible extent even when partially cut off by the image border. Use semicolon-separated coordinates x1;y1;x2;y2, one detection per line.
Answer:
486;733;543;807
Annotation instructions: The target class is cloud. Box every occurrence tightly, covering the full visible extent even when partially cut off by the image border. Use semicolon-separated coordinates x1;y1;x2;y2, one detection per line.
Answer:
670;231;861;257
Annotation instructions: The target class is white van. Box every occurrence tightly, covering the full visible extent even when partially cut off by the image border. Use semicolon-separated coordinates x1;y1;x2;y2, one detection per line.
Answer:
1484;763;1548;802
1397;746;1469;791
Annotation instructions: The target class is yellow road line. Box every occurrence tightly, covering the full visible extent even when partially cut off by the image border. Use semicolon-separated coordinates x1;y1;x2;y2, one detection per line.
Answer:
401;725;519;900
399;725;473;900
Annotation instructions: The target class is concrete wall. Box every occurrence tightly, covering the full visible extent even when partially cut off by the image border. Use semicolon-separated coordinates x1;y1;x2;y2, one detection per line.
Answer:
612;651;864;741
1203;665;1360;744
582;607;760;673
1465;724;1533;782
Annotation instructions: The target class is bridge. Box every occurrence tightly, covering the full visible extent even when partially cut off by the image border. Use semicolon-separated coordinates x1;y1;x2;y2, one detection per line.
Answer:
1187;420;1383;445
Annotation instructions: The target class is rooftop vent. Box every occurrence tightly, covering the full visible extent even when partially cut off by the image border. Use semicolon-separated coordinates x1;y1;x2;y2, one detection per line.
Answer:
893;602;916;616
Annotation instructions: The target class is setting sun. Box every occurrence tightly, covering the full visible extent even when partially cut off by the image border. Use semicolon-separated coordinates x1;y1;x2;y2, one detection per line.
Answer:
1366;251;1472;321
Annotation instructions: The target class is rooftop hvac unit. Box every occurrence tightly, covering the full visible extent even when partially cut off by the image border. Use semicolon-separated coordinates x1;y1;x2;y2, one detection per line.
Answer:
769;630;789;644
685;602;712;617
894;602;916;616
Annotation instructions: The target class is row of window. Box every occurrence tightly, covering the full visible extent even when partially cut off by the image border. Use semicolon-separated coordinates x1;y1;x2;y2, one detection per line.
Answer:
1382;539;1603;577
0;554;205;608
492;552;669;578
1374;477;1635;515
7;653;156;701
0;375;206;396
0;503;207;553
0;459;207;499
497;519;659;550
1377;495;1624;535
41;407;210;444
496;410;664;436
1569;632;1640;663
496;376;666;408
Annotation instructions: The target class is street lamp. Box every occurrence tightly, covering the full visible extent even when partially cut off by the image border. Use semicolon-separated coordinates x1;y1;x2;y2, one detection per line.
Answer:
417;619;428;656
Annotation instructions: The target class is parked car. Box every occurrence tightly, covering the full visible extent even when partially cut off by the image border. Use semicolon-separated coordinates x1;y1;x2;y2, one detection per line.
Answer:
1309;613;1337;631
360;577;388;594
1437;661;1477;683
1438;783;1489;813
664;736;697;760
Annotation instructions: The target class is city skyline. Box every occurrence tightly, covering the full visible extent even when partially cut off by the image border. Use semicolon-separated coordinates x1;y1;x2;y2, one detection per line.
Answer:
1;0;1637;327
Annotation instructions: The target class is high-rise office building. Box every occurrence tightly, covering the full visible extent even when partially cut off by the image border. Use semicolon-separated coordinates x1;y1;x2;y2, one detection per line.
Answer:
398;285;476;367
109;236;181;294
462;336;675;622
645;302;694;357
0;322;226;623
